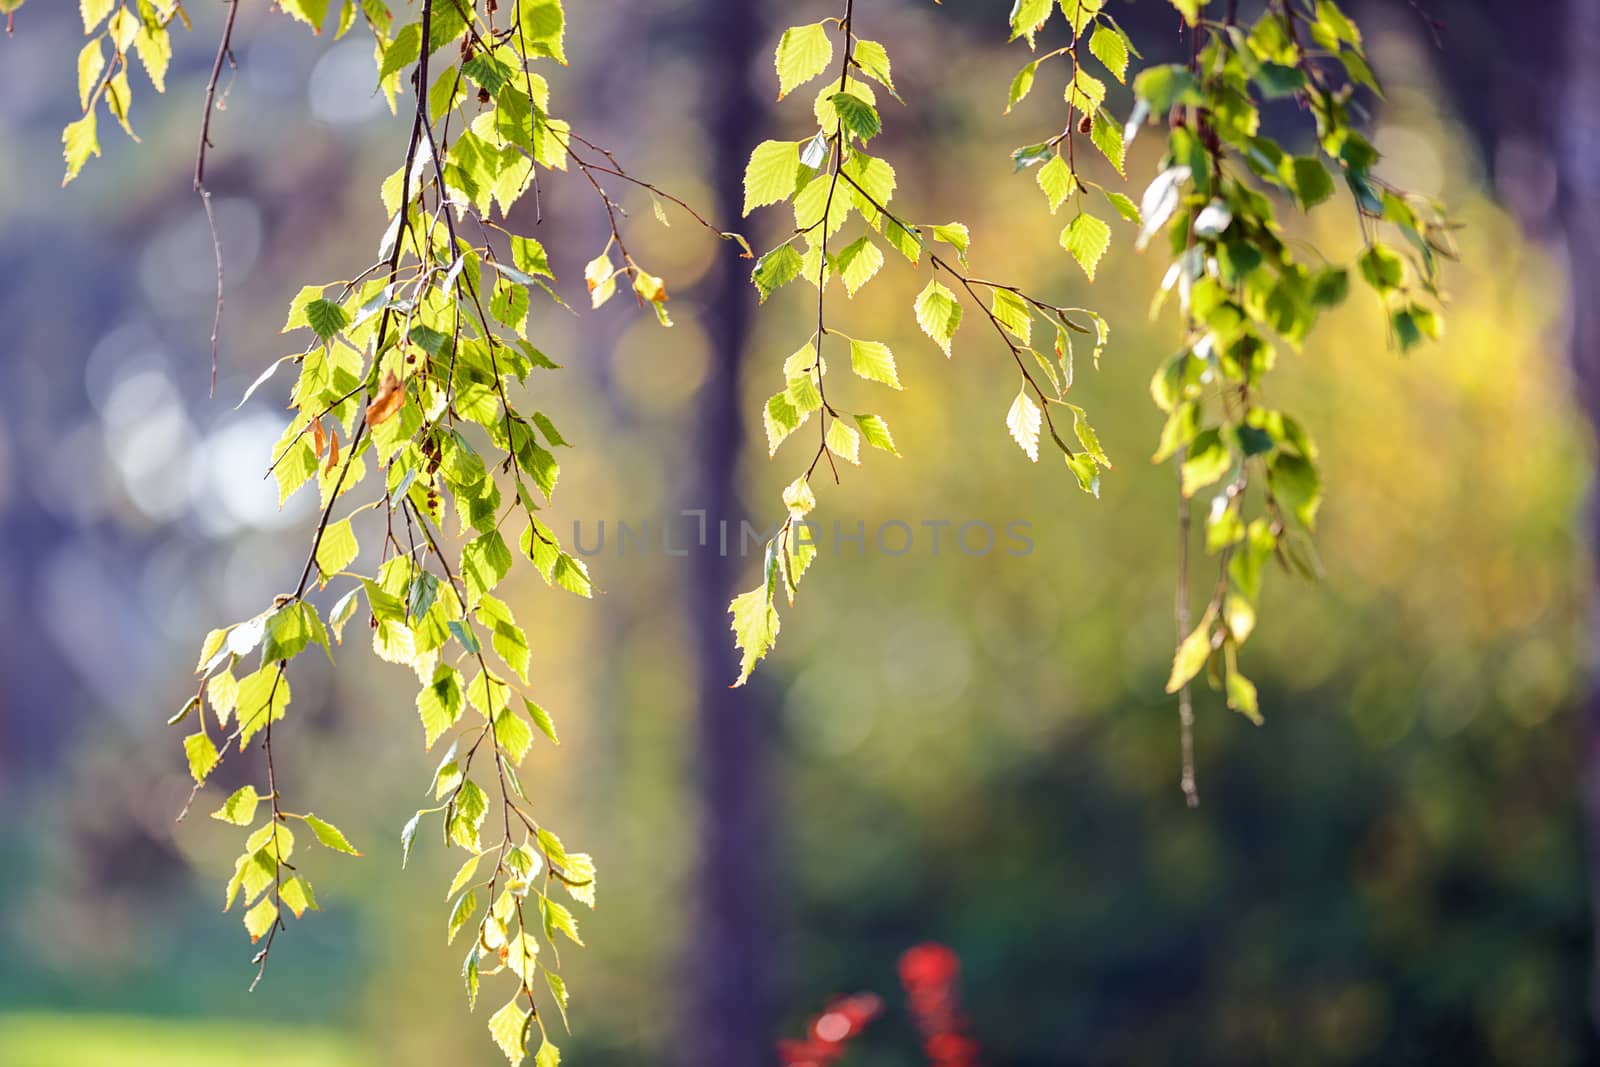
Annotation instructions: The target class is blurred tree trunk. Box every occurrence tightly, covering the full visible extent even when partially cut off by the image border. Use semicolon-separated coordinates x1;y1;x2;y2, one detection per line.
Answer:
684;2;779;1064
1562;0;1600;1030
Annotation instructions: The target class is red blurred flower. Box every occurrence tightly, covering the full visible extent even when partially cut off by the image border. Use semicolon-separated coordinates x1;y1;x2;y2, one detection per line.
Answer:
899;942;961;988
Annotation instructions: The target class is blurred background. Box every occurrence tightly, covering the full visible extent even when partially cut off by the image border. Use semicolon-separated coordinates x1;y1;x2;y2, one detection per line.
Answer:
0;0;1592;1063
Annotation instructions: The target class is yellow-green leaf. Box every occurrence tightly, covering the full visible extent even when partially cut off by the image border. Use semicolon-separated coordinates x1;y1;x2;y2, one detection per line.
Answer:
211;786;261;826
1060;212;1111;281
77;39;105;110
494;707;535;765
913;278;962;357
280;876;319;918
489;998;531;1065
524;697;560;745
315;519;358;582
279;0;330;33
61;112;100;186
80;0;115;33
1166;613;1216;693
729;585;780;687
774;22;833;99
244;897;278;943
1036;155;1075;213
854;414;899;456
304;814;361;856
825;419;860;465
184;731;220;783
848;339;901;389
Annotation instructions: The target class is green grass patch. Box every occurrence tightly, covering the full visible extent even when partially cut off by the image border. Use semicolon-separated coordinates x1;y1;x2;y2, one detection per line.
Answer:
0;1013;369;1067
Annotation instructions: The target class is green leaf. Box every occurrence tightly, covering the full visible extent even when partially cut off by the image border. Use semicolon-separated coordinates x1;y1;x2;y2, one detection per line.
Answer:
1008;0;1053;44
544;970;571;1031
830;92;881;140
1269;452;1322;528
1358;243;1405;292
849;339;901;389
1167;0;1201;28
853;414;899;456
184;732;220;783
78;39;106;111
304;814;361;856
418;664;464;748
853;38;896;95
836;235;884;297
305;298;348;341
447;853;483;899
729;584;780;687
1180;428;1232;496
1066;403;1112;468
494;707;535;765
752;244;803;302
1012;142;1054;171
450;780;490;850
542;896;584;946
1090;111;1125;174
1089;23;1129;82
822;419;859;465
1311;268;1350;308
477;593;531;681
212;786;261;826
991;289;1032;344
315;519;359;582
279;0;330;33
931;222;970;264
280;876;319;918
462;530;514;605
244;897;278;943
466;669;513;719
775;22;833;100
1067;68;1107;115
743;140;801;216
510;234;553;278
763;391;804;455
236;666;290;745
1227;669;1263;725
1288;155;1335;209
61;112;100;187
447;888;479;944
488;998;531;1065
535;1039;561;1067
1036;155;1075;214
1133;65;1201;111
246;820;295;863
1007;61;1039;113
262;602;328;664
81;0;115;32
196;628;229;674
1104;190;1141;223
1060;212;1111;281
524;697;560;745
517;0;567;63
1255;62;1306;99
913;279;962;357
1166;613;1215;693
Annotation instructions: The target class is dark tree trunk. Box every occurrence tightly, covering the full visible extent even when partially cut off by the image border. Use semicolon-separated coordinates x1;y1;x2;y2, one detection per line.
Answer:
1562;0;1600;1031
683;2;779;1064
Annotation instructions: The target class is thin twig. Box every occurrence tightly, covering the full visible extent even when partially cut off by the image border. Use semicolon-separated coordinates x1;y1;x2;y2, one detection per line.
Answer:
195;0;241;398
